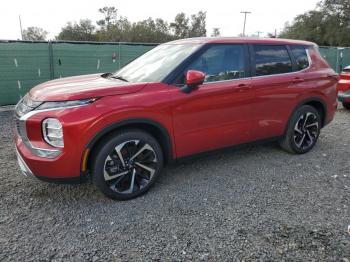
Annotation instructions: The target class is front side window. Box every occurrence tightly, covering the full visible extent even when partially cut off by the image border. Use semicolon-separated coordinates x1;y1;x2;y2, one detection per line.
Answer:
184;44;246;83
290;45;310;70
254;45;292;76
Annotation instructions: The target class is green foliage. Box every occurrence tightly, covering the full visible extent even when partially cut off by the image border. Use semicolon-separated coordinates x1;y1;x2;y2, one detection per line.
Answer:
56;7;207;42
280;0;350;46
189;11;207;37
23;27;48;41
211;28;221;37
56;20;98;41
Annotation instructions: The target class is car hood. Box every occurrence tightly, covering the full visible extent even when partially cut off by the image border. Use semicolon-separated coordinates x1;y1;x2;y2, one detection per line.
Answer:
29;73;147;101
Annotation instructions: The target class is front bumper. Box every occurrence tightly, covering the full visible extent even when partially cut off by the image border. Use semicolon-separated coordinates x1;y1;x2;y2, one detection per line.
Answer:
15;147;35;177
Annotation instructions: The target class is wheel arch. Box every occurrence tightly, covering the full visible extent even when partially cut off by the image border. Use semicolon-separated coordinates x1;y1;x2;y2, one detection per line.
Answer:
303;99;326;127
82;118;174;177
284;97;327;135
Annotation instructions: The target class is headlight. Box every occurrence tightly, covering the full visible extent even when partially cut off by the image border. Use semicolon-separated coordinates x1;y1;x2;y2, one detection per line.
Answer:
42;118;64;148
15;95;42;117
36;98;97;110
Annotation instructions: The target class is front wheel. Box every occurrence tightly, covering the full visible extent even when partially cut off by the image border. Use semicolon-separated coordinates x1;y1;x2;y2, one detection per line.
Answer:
92;129;163;200
342;102;350;110
279;105;321;154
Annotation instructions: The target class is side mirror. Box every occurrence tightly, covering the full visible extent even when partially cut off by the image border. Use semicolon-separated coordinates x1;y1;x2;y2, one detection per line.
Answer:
180;70;205;94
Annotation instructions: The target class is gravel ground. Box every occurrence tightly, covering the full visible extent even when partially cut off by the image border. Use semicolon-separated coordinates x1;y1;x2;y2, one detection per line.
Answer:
0;107;349;261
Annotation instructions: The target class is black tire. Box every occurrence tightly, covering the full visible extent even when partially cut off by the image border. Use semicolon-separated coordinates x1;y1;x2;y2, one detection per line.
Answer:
92;129;163;200
279;105;321;154
342;102;350;110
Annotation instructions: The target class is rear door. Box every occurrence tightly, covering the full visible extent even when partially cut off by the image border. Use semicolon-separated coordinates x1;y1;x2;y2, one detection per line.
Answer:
250;44;302;140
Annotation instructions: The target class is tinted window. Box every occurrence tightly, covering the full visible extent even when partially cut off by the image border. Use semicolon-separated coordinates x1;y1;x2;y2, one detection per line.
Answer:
185;44;246;83
290;45;310;70
254;45;292;76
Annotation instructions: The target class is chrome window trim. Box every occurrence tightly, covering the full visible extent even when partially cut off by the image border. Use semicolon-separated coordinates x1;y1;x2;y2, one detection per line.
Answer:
201;77;252;86
251;47;312;80
183;46;313;86
252;46;311;79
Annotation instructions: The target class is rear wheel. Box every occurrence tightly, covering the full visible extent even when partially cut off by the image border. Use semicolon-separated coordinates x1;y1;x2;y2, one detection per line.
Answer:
92;129;163;200
279;105;321;154
342;102;350;110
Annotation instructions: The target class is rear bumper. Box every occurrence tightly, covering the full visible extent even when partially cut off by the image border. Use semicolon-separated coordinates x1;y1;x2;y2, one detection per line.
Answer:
337;80;350;92
338;91;350;103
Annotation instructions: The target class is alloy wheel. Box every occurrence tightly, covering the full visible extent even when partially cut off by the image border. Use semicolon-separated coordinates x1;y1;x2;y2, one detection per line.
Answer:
103;140;158;194
293;112;319;150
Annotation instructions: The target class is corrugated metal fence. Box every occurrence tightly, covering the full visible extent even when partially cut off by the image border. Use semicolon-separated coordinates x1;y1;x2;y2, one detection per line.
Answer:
0;40;156;105
1;41;350;106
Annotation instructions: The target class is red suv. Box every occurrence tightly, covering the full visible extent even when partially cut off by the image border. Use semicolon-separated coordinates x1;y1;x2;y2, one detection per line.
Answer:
337;65;350;109
14;38;338;200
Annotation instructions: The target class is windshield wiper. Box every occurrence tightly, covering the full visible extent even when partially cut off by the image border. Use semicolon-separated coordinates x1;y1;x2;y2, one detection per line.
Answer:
110;75;129;82
101;72;112;78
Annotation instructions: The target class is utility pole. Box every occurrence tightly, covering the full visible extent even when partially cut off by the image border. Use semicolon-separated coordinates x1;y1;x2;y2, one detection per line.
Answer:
19;15;24;40
256;31;263;37
240;11;251;37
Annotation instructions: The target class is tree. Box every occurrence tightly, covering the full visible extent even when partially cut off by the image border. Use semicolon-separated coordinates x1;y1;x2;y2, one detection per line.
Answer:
280;0;350;46
170;11;207;38
189;11;207;37
22;27;48;41
170;13;190;38
56;19;97;41
97;7;118;29
211;28;221;37
56;6;208;43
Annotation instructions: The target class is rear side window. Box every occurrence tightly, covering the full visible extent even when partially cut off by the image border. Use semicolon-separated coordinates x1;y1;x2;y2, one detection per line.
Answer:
254;45;292;76
290;45;310;70
186;44;246;83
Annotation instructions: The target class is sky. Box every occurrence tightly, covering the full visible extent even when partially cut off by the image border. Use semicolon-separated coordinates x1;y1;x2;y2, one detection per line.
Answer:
0;0;320;40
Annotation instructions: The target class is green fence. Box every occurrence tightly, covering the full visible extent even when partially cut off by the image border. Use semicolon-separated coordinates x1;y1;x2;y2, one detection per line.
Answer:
319;46;350;73
1;41;350;106
0;41;156;105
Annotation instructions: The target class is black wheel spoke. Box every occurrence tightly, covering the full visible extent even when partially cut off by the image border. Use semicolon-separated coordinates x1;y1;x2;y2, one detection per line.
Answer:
110;173;129;190
103;139;158;194
293;112;319;150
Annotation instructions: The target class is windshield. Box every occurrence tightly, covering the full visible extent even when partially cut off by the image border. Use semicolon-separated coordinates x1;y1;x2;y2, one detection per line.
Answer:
112;44;201;83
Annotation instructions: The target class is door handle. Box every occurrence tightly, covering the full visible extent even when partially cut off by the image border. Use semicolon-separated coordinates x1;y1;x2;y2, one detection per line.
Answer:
237;83;249;88
292;77;304;83
235;83;251;92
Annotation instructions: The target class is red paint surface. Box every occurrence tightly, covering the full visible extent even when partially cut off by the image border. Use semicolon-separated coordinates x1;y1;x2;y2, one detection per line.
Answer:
15;38;338;179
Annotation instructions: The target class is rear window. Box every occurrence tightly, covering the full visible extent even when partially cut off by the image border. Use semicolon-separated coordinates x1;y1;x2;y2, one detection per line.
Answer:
290;45;310;70
254;45;293;76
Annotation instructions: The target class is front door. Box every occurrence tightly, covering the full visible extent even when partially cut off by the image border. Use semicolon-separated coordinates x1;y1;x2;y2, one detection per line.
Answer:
170;44;254;157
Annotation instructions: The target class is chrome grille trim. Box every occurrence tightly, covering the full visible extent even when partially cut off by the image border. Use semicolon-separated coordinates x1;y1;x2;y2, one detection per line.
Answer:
14;113;61;159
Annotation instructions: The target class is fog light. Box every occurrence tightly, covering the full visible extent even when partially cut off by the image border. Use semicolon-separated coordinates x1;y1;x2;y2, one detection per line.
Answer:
42;118;64;148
